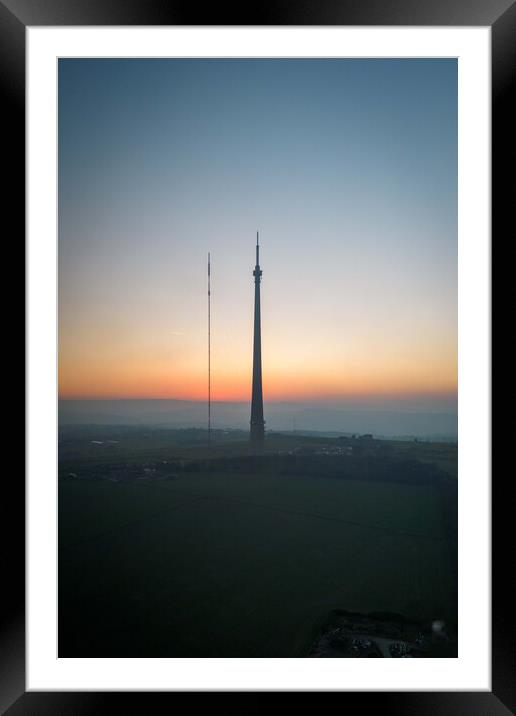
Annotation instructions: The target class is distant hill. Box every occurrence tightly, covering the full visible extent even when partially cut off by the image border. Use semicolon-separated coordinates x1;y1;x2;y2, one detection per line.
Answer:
59;398;457;441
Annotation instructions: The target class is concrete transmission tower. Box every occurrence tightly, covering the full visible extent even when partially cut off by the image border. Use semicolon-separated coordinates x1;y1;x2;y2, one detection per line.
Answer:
250;232;265;444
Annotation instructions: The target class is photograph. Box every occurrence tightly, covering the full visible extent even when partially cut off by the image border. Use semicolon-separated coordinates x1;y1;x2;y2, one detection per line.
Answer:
0;0;503;704
57;57;459;659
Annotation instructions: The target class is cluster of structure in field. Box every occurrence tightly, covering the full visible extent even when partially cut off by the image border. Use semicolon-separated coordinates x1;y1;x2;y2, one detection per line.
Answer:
309;612;447;658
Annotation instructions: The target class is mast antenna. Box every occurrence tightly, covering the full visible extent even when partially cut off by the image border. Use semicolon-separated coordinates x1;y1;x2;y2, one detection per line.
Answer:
208;252;211;444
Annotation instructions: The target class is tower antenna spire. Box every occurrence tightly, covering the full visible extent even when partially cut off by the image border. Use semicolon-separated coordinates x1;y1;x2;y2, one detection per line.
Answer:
208;252;211;444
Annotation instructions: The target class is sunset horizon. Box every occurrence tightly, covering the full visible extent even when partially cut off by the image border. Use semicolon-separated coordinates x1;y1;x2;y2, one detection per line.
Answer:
59;58;457;414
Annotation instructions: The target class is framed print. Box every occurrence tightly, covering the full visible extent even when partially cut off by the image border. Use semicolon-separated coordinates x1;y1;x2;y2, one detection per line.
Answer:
3;0;512;711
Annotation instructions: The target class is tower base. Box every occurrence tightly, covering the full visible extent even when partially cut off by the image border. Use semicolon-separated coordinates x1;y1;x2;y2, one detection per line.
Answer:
250;421;265;445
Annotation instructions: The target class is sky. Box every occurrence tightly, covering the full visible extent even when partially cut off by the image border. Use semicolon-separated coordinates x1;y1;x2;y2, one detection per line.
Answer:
58;58;457;406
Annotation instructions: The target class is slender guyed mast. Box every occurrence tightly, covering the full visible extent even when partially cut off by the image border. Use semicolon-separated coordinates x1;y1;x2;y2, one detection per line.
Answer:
208;252;211;444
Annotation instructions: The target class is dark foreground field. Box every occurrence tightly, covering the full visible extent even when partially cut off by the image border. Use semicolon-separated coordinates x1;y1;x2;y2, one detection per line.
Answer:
58;427;457;657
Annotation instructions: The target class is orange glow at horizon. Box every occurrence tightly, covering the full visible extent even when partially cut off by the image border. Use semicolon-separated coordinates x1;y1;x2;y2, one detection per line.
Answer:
58;313;457;401
59;355;457;401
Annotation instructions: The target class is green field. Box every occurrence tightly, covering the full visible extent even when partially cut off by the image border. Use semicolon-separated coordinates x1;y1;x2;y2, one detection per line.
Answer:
59;437;457;656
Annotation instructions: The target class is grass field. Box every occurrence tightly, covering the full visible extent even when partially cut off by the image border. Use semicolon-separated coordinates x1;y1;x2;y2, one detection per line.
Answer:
59;450;457;657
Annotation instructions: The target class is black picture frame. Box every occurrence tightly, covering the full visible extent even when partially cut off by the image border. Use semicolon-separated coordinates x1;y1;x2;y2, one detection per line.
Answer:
4;0;511;711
